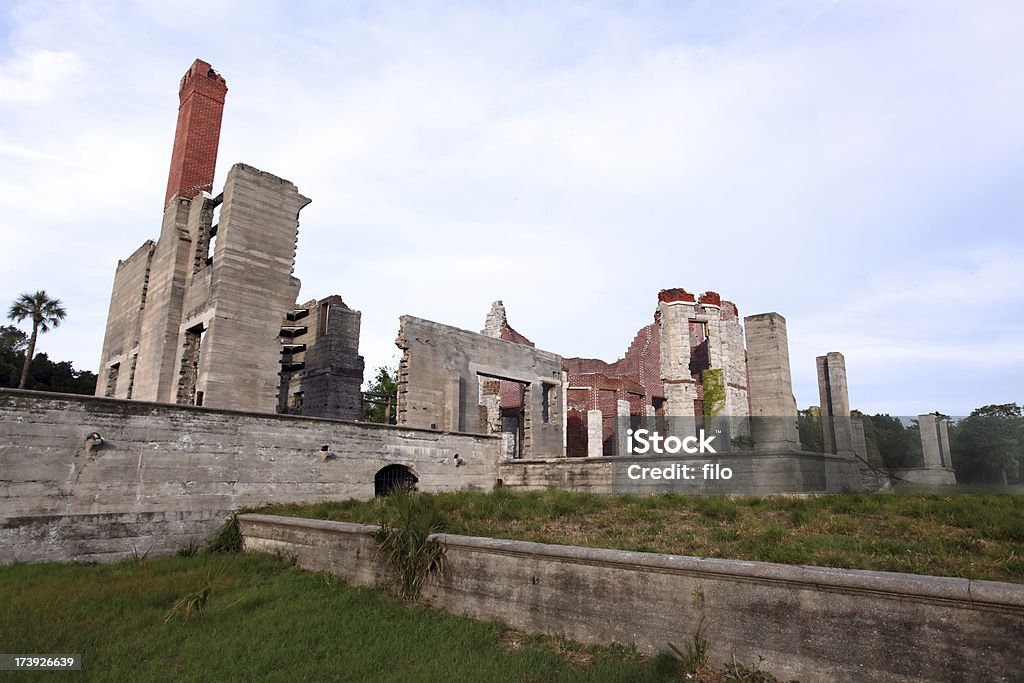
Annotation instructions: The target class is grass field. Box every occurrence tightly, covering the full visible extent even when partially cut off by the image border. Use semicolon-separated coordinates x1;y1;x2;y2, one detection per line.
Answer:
258;489;1024;584
1;554;712;682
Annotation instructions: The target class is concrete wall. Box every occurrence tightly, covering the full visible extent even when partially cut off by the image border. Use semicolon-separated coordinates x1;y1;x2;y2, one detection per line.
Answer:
279;295;365;420
238;514;1024;683
0;389;501;563
396;315;564;458
657;290;751;421
191;164;309;412
95;241;155;399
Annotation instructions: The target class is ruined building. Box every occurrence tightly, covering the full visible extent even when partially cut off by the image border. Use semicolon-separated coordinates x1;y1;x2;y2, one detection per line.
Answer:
395;287;811;459
95;59;363;416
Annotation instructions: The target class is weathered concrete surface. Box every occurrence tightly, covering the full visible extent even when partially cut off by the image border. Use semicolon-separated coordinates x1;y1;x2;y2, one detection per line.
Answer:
0;389;500;563
817;352;855;456
279;296;365;419
239;514;1024;683
657;291;749;421
586;409;603;458
744;313;800;450
919;413;954;471
395;316;564;458
185;163;309;412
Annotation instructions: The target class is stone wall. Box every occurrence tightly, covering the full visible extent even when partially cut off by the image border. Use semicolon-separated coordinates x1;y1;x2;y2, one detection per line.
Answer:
238;514;1024;683
0;389;501;563
396;315;564;458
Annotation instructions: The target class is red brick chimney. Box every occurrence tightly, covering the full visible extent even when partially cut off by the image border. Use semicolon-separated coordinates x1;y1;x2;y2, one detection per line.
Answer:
164;59;228;206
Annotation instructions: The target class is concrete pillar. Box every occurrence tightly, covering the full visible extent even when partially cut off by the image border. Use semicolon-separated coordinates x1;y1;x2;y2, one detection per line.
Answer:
919;414;951;470
938;418;951;469
851;417;868;463
744;313;799;451
817;352;854;455
615;399;630;456
587;409;603;458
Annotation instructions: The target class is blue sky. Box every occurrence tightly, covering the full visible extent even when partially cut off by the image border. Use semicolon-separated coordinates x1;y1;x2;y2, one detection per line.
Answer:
1;1;1021;415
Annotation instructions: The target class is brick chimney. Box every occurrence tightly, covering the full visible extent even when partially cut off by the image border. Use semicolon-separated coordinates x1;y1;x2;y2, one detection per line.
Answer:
164;59;228;206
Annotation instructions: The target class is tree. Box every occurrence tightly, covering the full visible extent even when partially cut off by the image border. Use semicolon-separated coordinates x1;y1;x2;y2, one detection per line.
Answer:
7;291;67;389
951;404;1023;485
363;366;398;424
859;413;921;470
0;325;28;387
797;408;824;453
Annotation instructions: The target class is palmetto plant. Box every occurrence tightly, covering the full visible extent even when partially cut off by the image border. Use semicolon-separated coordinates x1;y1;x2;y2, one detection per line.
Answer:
7;290;67;389
372;486;447;602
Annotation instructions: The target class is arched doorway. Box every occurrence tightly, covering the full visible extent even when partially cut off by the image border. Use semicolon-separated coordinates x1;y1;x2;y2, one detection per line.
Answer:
374;464;418;497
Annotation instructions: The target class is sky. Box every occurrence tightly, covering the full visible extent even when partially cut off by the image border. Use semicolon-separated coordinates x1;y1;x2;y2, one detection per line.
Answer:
1;0;1021;416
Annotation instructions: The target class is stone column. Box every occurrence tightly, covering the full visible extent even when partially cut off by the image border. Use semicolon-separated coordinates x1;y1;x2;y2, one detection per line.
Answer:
817;352;854;455
587;409;604;458
744;313;799;451
615;399;630;456
918;414;951;470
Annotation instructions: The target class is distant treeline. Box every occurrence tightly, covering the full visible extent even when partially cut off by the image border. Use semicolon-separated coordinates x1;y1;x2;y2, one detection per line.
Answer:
799;405;1024;486
0;325;96;395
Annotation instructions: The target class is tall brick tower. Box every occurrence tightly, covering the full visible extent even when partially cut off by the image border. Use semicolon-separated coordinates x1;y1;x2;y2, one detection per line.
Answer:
164;59;228;206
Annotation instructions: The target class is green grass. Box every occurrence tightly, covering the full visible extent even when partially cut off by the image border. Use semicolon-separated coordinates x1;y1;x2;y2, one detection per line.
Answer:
257;489;1024;584
0;554;690;682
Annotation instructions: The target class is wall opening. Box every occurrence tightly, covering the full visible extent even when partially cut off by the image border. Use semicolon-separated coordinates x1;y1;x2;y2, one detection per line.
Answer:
104;363;119;398
176;323;206;405
374;464;418;497
318;302;331;337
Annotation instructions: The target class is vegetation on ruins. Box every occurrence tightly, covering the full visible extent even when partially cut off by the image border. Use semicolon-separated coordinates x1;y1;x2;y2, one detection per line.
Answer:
372;485;448;601
700;368;726;419
262;488;1024;584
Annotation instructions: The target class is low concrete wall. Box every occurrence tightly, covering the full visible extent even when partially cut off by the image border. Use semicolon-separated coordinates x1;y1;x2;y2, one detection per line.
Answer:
238;513;1024;683
0;389;501;562
500;450;867;494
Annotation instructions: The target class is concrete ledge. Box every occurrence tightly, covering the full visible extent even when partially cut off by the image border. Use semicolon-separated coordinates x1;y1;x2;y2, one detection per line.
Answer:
238;514;1024;682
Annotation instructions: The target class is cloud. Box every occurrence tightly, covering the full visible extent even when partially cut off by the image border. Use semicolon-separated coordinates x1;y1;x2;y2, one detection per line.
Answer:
0;1;1021;418
0;49;80;103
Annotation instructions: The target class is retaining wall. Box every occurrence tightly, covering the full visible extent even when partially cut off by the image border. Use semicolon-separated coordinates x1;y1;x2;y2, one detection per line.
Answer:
239;513;1024;683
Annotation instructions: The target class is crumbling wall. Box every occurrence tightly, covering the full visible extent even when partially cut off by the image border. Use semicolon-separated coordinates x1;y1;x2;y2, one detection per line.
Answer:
658;289;749;421
94;241;155;398
279;295;365;419
396;316;564;459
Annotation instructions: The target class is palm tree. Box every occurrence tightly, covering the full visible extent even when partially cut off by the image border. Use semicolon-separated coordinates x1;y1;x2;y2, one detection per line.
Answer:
8;291;67;389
